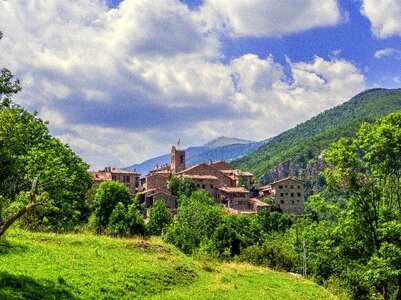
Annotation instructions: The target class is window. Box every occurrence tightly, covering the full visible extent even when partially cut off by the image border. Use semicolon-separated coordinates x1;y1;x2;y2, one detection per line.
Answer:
112;175;117;181
297;193;301;197
202;184;205;188
281;200;284;204
297;185;301;189
125;176;130;183
197;184;200;188
292;200;294;204
279;185;283;189
285;185;287;188
290;193;294;197
290;185;294;189
285;193;288;196
280;193;284;197
210;184;214;188
135;180;139;188
180;155;184;163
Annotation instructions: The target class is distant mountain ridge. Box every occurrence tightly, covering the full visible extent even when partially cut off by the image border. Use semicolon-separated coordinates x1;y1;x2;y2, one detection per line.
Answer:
231;88;401;195
124;136;267;176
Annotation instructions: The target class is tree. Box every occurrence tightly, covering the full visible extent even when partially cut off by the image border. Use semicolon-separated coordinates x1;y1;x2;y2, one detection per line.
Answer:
322;112;401;299
0;56;92;233
93;181;132;231
146;199;172;236
106;202;145;237
163;190;224;254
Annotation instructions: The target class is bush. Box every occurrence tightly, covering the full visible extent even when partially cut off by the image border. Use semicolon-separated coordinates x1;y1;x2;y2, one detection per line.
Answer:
146;200;172;236
93;181;132;231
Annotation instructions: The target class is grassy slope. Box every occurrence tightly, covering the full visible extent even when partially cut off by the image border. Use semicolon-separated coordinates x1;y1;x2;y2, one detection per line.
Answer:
232;88;401;183
0;230;337;300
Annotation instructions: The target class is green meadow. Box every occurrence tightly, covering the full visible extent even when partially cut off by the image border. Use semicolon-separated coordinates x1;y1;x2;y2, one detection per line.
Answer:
0;229;338;300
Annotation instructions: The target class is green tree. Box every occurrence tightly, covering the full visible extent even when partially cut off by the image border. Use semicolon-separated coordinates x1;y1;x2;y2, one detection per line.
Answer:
164;190;224;254
93;181;132;231
321;111;401;299
146;199;172;236
106;202;145;237
0;58;92;233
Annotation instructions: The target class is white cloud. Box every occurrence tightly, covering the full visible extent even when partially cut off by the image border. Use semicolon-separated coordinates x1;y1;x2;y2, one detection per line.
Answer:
202;0;342;37
374;48;401;59
0;0;365;170
361;0;401;38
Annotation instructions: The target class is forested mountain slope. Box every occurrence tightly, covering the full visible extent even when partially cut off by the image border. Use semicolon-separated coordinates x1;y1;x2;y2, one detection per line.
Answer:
232;88;401;190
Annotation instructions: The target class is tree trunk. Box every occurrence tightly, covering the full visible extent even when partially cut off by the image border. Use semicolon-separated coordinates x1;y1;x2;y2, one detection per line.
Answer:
0;178;42;237
396;276;401;300
0;206;3;226
383;285;388;300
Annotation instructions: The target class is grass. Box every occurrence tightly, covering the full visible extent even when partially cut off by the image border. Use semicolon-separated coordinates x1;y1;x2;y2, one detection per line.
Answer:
0;229;338;299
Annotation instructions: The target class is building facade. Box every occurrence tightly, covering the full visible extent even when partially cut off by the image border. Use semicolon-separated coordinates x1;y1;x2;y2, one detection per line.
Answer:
259;177;304;214
90;167;142;195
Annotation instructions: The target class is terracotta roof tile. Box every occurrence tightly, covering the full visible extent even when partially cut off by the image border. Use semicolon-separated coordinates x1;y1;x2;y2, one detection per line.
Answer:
218;187;249;193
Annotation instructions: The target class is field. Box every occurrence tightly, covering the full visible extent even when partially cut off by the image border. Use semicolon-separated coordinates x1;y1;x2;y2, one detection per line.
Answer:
0;229;338;299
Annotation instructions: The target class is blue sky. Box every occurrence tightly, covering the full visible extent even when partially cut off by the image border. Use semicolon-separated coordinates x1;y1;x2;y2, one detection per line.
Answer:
0;0;400;170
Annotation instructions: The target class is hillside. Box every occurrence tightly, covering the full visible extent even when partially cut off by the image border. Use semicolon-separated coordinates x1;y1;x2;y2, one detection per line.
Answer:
124;136;266;175
0;229;337;300
232;88;401;190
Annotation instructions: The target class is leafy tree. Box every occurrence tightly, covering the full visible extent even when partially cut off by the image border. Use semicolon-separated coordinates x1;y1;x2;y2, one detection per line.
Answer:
106;202;145;237
163;190;224;254
320;112;401;299
0;56;92;233
93;181;132;231
146;199;172;236
168;176;181;196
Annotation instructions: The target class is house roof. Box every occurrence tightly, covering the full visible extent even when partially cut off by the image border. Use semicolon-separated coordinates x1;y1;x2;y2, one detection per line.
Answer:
110;168;141;175
221;169;253;177
249;198;271;207
218;187;249;194
268;177;303;186
90;171;112;181
259;185;272;191
181;174;219;180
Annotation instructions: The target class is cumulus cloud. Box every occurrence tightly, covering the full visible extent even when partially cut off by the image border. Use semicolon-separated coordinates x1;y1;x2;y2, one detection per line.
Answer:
201;0;342;37
0;0;365;169
374;48;401;60
361;0;401;38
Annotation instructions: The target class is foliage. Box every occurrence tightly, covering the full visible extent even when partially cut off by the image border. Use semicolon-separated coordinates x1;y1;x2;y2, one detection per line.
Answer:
306;111;401;299
92;181;132;232
163;190;224;254
146;199;172;236
106;202;145;237
0;67;92;232
168;176;196;200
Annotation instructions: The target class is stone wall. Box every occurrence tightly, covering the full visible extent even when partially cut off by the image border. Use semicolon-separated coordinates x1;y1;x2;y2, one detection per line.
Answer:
147;173;169;191
271;178;304;214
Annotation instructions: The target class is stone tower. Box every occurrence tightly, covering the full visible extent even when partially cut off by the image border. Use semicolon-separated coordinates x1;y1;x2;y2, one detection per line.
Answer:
171;145;185;174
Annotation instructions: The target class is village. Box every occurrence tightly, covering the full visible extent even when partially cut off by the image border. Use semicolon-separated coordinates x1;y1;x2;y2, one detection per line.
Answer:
91;144;304;216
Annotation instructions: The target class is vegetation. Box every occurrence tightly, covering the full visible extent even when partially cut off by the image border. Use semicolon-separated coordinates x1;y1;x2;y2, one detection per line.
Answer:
92;181;145;236
0;229;337;300
232;88;401;186
146;200;172;236
0;63;92;234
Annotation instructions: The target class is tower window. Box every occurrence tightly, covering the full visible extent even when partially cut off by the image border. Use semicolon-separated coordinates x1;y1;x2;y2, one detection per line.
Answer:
180;155;183;163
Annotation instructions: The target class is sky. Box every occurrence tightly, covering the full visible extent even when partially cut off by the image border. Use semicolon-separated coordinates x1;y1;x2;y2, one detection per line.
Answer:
0;0;401;170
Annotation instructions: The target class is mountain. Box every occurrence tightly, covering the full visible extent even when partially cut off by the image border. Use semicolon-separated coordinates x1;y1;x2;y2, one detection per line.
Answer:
124;136;266;176
231;88;401;195
203;136;255;148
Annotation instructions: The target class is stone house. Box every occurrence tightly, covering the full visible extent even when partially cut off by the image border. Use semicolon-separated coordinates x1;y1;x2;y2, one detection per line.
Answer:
90;167;142;195
259;177;304;214
141;144;269;214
